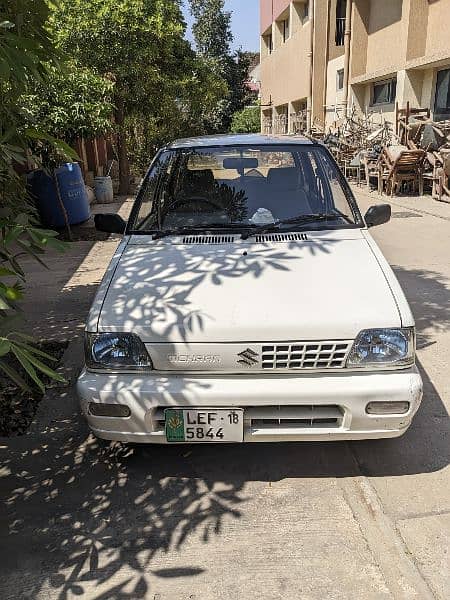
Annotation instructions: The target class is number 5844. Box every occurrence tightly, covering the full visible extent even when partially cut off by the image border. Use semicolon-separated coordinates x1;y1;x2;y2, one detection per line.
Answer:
186;427;224;439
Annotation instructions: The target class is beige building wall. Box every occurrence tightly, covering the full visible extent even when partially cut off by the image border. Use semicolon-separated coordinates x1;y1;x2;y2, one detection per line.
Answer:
349;0;450;125
260;1;325;133
325;55;346;127
260;0;450;133
364;0;406;75
425;1;450;58
260;20;311;108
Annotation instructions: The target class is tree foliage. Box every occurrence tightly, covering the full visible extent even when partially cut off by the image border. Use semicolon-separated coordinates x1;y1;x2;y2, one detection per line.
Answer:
188;0;257;133
127;60;226;172
190;0;233;59
23;62;114;144
50;0;225;188
0;209;67;391
0;1;72;390
230;106;261;134
51;0;189;113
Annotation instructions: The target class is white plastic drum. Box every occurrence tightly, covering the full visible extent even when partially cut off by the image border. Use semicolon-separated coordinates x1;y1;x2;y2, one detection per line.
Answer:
94;176;114;203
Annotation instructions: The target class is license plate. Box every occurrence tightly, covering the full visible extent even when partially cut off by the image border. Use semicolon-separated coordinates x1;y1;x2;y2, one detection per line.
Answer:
165;408;244;443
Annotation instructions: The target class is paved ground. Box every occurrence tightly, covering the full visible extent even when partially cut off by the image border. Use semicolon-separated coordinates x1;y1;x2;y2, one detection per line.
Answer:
0;189;449;599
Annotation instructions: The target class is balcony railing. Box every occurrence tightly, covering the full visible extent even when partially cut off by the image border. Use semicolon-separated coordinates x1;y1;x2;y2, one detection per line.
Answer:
290;111;307;134
263;117;273;134
274;115;288;134
335;17;345;46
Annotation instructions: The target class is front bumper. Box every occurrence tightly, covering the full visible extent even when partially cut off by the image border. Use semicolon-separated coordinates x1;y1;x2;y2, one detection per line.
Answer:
76;367;423;443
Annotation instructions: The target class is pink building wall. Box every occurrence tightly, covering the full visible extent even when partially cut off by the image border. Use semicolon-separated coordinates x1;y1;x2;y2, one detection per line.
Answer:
260;0;291;33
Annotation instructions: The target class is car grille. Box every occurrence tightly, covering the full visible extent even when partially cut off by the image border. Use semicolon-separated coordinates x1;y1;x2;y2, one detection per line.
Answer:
255;233;308;243
261;341;352;370
182;235;235;244
152;405;344;434
248;405;344;430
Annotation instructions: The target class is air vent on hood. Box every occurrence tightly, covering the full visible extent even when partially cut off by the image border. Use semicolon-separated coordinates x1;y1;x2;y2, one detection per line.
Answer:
182;235;235;244
255;233;308;243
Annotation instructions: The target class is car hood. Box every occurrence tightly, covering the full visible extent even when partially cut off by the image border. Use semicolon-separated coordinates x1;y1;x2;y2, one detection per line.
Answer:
97;230;401;343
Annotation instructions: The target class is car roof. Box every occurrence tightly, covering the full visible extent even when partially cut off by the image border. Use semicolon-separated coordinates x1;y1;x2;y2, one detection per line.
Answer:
165;133;314;149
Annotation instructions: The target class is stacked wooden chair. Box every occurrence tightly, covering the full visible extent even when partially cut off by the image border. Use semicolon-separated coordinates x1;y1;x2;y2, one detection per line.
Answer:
377;146;426;197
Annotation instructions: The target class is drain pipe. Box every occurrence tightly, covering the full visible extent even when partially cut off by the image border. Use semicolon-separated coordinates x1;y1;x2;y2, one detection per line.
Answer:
342;0;353;116
306;0;315;132
322;0;331;130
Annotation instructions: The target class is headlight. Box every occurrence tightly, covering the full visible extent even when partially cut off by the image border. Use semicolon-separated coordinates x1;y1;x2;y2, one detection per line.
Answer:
85;333;152;371
347;328;415;369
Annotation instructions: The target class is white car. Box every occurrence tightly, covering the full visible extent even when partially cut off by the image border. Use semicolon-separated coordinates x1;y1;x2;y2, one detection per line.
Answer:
77;134;423;444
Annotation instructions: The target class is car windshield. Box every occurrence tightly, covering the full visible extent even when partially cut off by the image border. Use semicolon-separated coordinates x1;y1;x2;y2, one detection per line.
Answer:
130;145;362;233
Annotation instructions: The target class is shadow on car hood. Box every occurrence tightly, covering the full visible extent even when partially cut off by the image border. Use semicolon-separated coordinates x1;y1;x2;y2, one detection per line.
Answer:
97;230;401;343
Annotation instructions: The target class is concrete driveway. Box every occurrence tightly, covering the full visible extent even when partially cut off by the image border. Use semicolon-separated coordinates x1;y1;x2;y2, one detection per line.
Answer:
0;191;449;599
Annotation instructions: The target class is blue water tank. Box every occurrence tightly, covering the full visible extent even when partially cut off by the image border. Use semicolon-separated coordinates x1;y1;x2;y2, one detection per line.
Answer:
29;163;91;228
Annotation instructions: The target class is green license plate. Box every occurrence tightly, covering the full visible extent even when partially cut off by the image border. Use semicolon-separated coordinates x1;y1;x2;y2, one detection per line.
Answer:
165;408;244;443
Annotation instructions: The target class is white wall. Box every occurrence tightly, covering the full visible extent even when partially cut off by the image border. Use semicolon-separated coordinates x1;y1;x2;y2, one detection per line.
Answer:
325;55;346;127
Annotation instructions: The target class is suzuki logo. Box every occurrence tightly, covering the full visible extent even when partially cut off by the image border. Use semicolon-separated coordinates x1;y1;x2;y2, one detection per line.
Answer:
237;348;259;366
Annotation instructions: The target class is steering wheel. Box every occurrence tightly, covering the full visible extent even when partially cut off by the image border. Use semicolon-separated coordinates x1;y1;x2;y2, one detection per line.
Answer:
170;195;223;212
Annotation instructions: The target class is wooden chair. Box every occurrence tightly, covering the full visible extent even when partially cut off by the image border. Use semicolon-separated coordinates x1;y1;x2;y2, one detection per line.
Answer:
361;152;380;190
344;152;365;186
433;150;450;203
395;102;430;146
377;147;426;197
422;151;442;199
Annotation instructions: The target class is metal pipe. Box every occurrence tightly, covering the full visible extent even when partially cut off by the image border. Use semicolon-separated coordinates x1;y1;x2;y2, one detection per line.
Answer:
342;0;353;115
322;0;332;130
306;0;315;132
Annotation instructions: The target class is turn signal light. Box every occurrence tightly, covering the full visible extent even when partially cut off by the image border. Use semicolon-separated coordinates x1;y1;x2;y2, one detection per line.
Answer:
88;403;131;418
366;401;410;415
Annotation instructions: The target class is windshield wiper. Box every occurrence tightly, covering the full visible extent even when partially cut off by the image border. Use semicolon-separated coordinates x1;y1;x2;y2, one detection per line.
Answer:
240;214;344;240
152;223;249;240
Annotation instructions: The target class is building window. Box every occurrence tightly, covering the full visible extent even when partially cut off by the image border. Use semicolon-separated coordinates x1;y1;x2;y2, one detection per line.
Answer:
434;68;450;119
372;79;397;105
337;69;344;91
335;0;346;46
302;3;309;23
281;17;290;43
263;32;273;55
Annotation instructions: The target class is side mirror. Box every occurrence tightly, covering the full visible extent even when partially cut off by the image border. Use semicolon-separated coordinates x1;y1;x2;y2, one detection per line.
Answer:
364;204;391;228
94;213;126;234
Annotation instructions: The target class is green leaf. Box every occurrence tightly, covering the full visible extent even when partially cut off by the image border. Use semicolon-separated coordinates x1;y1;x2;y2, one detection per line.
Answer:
53;139;79;160
0;359;31;392
4;285;24;301
14;340;58;362
19;349;66;383
4;227;24;246
0;339;11;357
45;237;67;252
7;257;25;279
29;227;60;238
0;267;16;277
0;296;11;310
25;128;56;141
11;346;45;392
